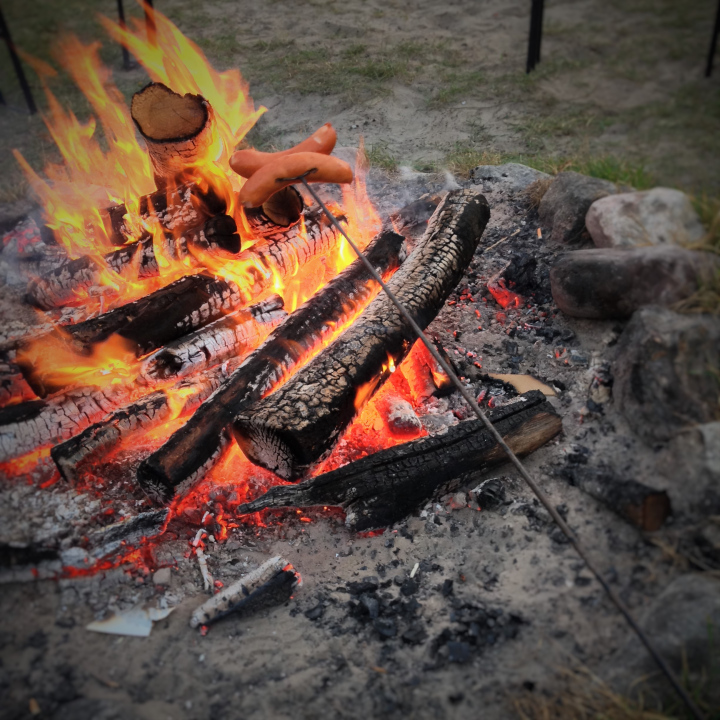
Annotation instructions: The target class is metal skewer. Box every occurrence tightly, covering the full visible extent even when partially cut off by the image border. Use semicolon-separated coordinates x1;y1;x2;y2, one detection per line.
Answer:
275;171;706;720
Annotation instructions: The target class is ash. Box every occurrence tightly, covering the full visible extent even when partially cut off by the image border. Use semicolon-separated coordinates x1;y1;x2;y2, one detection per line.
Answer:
0;166;716;720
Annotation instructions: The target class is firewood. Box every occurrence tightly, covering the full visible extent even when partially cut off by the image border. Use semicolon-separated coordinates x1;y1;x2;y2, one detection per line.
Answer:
0;363;36;406
189;556;299;628
0;384;133;463
232;189;490;480
51;365;234;483
400;336;454;403
237;391;561;532
131;83;217;188
140;295;286;382
559;465;671;532
243;186;304;236
137;229;407;504
389;193;443;234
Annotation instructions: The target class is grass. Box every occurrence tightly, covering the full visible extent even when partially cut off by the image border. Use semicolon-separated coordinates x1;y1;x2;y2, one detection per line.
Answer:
365;142;398;173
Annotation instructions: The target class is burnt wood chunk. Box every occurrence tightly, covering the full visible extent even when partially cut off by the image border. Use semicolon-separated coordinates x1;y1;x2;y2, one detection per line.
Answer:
560;465;671;532
243;186;304;235
232;189;491;480
137;229;407;504
141;296;286;382
237;392;561;531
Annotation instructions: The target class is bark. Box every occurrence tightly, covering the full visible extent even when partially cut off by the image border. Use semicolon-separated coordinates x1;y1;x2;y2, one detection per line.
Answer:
137;229;407;504
237;391;561;532
232;189;490;480
389;193;443;234
131;83;217;188
140;295;286;382
559;465;672;532
51;367;232;483
0;384;133;464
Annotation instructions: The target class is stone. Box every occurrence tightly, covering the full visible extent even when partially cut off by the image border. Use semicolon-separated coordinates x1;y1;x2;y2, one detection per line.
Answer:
550;246;719;319
614;307;720;443
586;187;705;249
659;422;720;518
538;171;616;244
606;573;720;709
152;567;171;586
470;163;550;194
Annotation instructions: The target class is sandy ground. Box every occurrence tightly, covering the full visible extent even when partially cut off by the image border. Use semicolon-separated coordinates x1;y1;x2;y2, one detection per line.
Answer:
0;171;702;720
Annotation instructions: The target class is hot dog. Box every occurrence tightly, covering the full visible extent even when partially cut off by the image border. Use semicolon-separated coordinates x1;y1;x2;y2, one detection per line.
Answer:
230;123;337;179
237;152;353;208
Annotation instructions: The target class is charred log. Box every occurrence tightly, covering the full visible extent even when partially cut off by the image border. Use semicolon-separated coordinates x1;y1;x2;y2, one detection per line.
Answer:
52;367;231;483
141;295;286;382
131;83;217;188
232;189;490;480
559;465;671;532
243;186;304;236
137;229;407;504
237;392;561;531
0;384;133;463
0;362;36;406
389;193;443;234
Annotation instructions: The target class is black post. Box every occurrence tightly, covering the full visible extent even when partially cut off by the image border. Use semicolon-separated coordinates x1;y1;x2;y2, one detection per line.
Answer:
0;87;5;105
117;0;132;70
0;3;37;114
145;0;157;47
706;0;720;77
526;0;545;73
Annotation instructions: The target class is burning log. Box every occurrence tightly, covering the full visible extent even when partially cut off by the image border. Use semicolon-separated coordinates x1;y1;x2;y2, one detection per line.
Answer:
137;229;407;503
25;213;239;311
131;83;217;188
190;556;300;628
559;465;671;532
0;384;132;463
141;295;286;382
232;189;490;480
52;366;233;483
389;193;443;234
0;363;36;406
237;391;561;532
243;186;304;236
400;336;454;403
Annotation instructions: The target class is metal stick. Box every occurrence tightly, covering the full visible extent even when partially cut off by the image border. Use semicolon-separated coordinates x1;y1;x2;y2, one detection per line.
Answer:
117;0;132;71
707;0;720;77
293;175;706;720
0;3;37;115
144;0;157;47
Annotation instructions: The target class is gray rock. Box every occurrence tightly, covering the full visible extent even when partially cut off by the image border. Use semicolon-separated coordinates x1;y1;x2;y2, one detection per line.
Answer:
470;163;550;194
614;307;720;443
550;246;718;319
607;573;720;709
539;171;616;244
659;422;720;518
153;567;172;585
586;187;705;249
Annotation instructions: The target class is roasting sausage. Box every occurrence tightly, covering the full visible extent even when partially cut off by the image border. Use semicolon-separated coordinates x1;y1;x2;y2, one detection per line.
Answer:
237;152;353;208
230;123;337;178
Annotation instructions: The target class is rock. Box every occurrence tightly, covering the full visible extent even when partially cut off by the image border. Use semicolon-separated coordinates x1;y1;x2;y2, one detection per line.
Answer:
550;246;719;319
470;163;550;194
538;171;616;244
607;573;720;709
659;422;720;518
586;188;705;249
614;307;720;443
152;567;171;586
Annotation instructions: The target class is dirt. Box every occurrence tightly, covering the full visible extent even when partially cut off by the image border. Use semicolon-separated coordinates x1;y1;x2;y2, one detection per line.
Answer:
0;171;703;719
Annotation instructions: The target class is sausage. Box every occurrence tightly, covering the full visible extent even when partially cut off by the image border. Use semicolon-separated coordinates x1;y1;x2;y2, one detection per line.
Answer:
237;152;353;208
230;123;337;178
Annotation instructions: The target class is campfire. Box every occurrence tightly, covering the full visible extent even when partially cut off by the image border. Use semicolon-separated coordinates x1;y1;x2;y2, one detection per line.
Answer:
0;7;560;600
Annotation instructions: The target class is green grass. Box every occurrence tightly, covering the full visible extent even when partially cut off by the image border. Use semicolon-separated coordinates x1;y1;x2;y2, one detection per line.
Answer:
365;142;398;173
